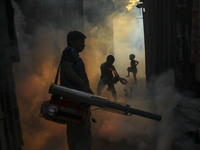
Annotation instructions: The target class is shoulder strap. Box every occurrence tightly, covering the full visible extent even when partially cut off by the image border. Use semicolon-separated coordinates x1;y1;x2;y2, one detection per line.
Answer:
54;47;70;84
54;62;61;84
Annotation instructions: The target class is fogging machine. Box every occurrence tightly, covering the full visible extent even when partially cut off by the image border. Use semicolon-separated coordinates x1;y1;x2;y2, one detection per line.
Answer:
40;83;162;125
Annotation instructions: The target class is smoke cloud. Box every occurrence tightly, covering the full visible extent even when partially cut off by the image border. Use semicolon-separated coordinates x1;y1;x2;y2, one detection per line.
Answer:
12;1;180;150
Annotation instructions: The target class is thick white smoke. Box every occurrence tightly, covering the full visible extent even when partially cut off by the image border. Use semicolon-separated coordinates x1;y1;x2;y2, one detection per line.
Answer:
12;1;183;150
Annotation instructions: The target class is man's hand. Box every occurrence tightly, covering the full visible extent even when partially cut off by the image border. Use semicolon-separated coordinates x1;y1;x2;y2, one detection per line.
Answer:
119;78;127;84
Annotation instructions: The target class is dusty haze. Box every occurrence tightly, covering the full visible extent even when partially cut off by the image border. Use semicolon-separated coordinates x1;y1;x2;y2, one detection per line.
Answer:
12;1;180;150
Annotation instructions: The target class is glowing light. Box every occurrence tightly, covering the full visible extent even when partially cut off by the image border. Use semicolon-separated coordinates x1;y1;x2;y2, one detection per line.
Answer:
126;0;138;11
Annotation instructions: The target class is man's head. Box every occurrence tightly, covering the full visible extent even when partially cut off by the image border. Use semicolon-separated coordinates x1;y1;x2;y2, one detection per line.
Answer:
106;55;115;65
67;31;86;53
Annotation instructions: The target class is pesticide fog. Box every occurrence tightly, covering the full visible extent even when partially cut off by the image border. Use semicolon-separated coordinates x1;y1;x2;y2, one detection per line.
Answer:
12;1;181;150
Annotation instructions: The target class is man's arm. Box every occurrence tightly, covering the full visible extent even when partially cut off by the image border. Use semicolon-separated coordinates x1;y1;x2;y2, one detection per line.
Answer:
111;66;119;77
108;66;127;85
61;61;93;94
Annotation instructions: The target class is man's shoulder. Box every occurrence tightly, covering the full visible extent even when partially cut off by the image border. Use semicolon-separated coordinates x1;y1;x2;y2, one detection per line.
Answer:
61;47;75;63
101;63;115;70
109;64;115;70
101;62;107;68
62;47;72;55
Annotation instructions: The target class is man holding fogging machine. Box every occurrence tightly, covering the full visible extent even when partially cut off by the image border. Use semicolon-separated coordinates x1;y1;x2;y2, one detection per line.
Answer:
56;31;161;150
60;31;93;150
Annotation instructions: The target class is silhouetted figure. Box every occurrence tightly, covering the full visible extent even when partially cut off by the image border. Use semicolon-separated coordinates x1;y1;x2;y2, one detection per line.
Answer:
60;31;93;150
97;55;127;101
126;54;139;84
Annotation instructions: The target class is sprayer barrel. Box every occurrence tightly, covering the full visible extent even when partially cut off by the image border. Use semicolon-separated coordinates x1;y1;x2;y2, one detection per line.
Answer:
49;83;162;121
128;108;161;121
104;101;161;121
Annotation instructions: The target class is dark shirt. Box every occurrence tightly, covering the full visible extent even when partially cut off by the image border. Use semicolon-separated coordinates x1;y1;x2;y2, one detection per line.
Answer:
100;62;116;80
60;47;89;89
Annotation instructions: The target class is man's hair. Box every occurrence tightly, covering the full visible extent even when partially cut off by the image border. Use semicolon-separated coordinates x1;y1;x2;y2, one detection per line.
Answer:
107;55;115;62
67;31;86;46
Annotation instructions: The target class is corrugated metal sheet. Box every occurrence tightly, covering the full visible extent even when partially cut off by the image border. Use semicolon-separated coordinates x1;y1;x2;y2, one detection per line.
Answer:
142;0;199;96
191;0;200;82
143;0;176;79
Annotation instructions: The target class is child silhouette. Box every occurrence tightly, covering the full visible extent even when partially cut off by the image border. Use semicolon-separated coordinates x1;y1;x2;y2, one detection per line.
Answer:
126;54;139;84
